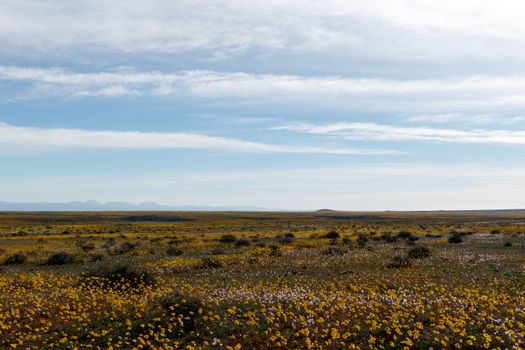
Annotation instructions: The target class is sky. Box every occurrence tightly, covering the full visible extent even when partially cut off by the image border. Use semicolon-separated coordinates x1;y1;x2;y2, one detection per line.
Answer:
2;0;525;210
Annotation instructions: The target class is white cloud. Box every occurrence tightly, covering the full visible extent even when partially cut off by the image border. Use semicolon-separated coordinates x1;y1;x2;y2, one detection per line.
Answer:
275;122;525;145
3;0;525;63
406;113;463;123
74;86;140;97
4;66;525;110
407;113;525;126
0;122;396;155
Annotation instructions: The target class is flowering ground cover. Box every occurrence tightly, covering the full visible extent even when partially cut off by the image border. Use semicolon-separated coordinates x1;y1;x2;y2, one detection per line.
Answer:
1;211;525;349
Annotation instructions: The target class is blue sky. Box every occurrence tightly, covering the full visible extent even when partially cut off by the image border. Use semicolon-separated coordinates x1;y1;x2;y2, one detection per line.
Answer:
2;0;525;210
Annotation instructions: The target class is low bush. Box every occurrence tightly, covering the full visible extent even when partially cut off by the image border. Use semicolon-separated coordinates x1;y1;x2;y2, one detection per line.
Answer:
324;230;340;239
115;242;137;254
80;243;95;252
269;245;282;257
448;232;464;244
380;234;397;243
162;293;205;332
166;246;184;256
397;231;419;241
3;252;27;265
210;246;226;255
89;253;105;262
322;246;347;256
235;238;250;247
387;256;411;268
102;238;116;249
200;257;223;268
279;237;293;244
45;252;75;265
357;233;368;247
219;234;237;243
397;231;413;239
246;255;259;265
87;263;156;288
407;246;431;259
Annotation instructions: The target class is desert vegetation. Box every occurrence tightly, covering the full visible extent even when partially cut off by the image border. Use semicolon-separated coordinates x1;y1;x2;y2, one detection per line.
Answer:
1;210;525;348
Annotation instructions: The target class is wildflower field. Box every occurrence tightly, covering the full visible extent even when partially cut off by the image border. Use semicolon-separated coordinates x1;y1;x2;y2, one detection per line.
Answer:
1;210;525;349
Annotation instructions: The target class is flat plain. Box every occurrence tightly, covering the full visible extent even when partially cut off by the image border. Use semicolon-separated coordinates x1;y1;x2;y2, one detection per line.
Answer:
1;210;525;349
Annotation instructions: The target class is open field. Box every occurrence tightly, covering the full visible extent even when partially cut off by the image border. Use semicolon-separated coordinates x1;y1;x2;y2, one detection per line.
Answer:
2;210;525;349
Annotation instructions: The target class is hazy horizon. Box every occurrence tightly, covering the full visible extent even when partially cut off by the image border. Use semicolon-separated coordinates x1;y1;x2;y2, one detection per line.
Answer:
2;199;525;212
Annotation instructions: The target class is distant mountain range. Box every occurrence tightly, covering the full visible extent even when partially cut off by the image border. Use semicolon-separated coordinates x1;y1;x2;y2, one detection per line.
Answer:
0;200;273;211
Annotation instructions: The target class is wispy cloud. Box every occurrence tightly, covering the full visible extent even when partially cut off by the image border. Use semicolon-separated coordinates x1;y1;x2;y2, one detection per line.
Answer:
406;113;463;124
275;122;525;145
5;66;525;109
188;114;277;125
407;112;525;126
0;122;397;155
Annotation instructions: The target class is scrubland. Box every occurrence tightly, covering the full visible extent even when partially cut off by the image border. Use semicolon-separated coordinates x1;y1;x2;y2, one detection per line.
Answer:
1;210;525;349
